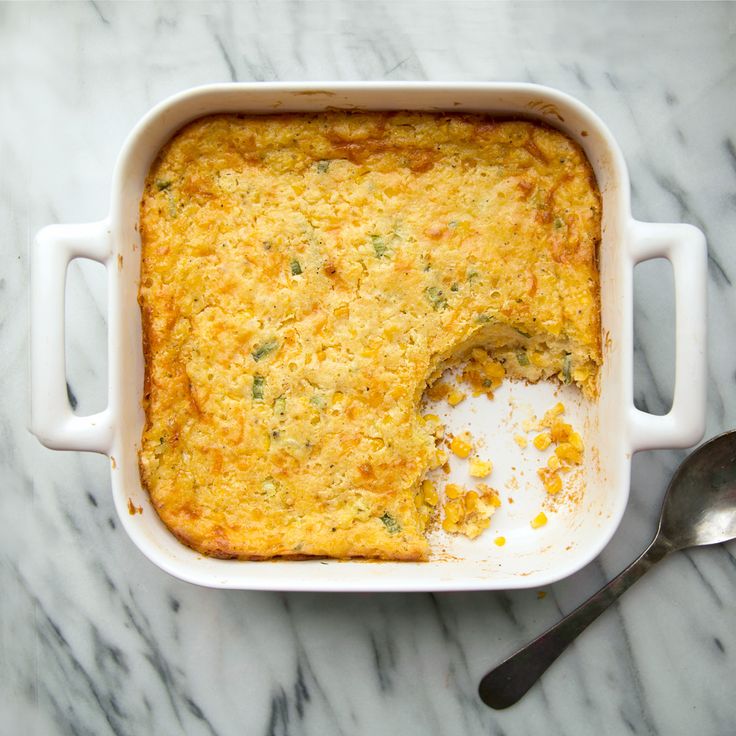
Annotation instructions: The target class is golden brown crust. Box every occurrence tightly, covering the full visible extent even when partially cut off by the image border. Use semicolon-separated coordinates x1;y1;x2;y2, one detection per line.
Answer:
138;112;601;561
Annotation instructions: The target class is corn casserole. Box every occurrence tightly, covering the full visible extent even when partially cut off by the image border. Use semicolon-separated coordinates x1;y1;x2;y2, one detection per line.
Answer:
138;112;601;561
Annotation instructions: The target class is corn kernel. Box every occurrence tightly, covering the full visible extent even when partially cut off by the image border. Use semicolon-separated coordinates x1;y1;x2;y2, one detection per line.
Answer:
447;389;467;406
464;491;479;511
332;391;344;405
422;480;438;506
533;432;552;451
423;413;440;424
569;431;584;452
370;437;385;451
550;420;572;444
469;457;493;478
543;473;563;495
555;443;582;465
414;493;424;509
547;454;561;471
334;304;349;319
450;435;473;459
444;499;463;522
445;483;463;499
514;434;528;448
531;511;548;529
494;536;506;547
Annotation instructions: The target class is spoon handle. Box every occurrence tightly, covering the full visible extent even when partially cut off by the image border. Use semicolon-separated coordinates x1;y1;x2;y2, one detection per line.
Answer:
478;537;671;709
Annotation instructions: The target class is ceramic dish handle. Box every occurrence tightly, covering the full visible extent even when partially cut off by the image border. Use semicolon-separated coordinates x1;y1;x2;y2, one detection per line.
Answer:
627;220;707;452
31;221;114;454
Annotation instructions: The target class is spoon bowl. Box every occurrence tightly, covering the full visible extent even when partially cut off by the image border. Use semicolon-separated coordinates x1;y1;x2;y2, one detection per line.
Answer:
479;430;736;710
658;430;736;550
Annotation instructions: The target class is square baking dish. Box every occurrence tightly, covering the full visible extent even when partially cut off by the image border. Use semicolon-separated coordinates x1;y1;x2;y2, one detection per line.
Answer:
30;83;706;591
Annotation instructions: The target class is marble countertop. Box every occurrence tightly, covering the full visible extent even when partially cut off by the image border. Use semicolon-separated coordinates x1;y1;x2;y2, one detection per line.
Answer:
2;2;735;734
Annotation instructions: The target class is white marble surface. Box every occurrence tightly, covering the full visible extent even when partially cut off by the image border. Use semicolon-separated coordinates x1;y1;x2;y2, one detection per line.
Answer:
2;1;736;734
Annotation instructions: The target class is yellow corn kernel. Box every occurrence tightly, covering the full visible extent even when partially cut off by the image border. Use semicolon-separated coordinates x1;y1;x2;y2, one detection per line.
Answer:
450;434;473;459
444;499;463;523
317;350;326;362
414;493;424;509
550;420;572;444
469;456;493;478
422;480;438;506
543;473;563;495
332;391;344;405
514;434;528;448
447;389;467;406
547;454;561;471
423;413;440;424
334;304;349;319
464;490;479;511
494;536;506;547
569;431;584;452
445;483;463;499
531;511;548;529
555;443;582;465
533;432;552;451
529;351;544;367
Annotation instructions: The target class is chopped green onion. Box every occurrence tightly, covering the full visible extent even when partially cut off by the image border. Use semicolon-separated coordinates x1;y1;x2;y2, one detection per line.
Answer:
448;220;459;228
476;314;492;324
450;283;459;292
467;270;479;283
291;259;302;275
251;339;279;362
310;394;327;409
514;327;531;338
425;286;448;311
516;351;530;367
554;217;564;229
371;235;388;258
562;353;572;384
316;160;330;173
273;395;286;415
252;374;265;400
155;179;172;191
380;512;401;534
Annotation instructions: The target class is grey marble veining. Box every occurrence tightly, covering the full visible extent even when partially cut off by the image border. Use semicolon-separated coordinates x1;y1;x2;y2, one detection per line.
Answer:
2;2;736;735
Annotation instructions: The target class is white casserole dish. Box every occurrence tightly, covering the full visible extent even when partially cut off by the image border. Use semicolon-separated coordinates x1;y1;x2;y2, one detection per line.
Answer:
30;83;707;591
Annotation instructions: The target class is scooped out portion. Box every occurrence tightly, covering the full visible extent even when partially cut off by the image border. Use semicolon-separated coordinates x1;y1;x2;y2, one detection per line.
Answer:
138;112;601;561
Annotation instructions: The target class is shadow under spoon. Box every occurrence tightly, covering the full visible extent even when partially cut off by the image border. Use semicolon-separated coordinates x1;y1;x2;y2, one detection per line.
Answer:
479;430;736;709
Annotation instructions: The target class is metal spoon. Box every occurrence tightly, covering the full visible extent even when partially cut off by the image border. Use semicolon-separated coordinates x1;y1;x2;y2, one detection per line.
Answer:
479;430;736;709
